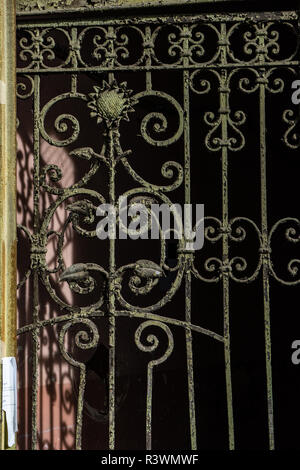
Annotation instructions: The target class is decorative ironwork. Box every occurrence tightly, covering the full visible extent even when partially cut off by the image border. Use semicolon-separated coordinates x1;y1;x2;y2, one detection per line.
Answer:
17;0;77;11
0;0;17;451
16;0;235;14
16;6;300;451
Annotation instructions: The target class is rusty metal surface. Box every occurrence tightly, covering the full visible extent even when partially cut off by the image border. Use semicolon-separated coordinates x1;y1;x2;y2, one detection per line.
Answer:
15;2;300;451
16;0;247;14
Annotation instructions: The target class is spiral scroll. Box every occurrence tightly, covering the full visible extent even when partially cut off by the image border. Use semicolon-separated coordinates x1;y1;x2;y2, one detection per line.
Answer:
134;90;183;147
59;318;99;450
135;320;174;449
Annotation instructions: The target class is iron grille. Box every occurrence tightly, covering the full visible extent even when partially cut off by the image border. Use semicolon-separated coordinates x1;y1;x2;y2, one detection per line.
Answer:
16;4;300;450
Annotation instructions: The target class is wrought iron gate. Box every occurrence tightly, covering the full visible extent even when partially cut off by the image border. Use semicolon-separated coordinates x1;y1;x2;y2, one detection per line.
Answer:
16;1;300;450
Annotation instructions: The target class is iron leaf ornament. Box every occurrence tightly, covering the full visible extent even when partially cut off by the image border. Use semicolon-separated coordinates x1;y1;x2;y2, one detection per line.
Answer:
66;199;97;224
59;263;91;283
134;260;165;279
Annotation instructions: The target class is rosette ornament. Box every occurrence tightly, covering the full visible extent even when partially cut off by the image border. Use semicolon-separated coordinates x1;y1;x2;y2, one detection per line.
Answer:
87;80;138;128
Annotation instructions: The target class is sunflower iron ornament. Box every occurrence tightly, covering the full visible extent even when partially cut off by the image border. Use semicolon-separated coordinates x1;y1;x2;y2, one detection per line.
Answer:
87;80;138;166
87;80;137;128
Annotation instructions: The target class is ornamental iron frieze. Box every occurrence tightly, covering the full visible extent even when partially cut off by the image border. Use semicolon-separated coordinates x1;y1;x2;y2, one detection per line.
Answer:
16;8;300;451
16;0;107;12
16;0;247;13
17;0;77;11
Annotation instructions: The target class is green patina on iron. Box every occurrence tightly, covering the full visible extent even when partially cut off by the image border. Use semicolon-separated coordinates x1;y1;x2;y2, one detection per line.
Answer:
15;1;300;451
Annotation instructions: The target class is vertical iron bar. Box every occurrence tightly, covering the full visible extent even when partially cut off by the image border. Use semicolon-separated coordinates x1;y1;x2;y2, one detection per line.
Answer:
31;74;41;450
108;128;116;450
145;26;152;91
182;26;197;449
256;24;274;448
106;30;116;451
259;73;275;450
71;74;77;94
219;22;235;449
183;67;197;450
220;95;235;450
145;365;153;450
75;364;86;449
